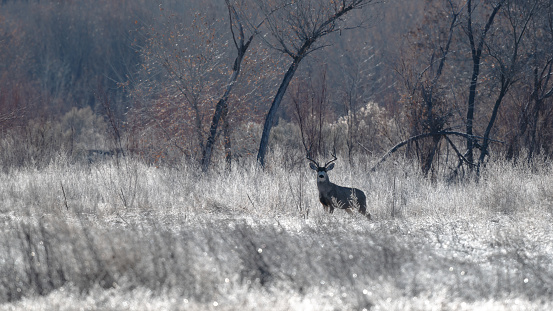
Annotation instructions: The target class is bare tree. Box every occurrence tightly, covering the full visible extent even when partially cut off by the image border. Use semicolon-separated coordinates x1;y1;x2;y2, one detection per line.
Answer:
290;71;328;157
200;0;264;172
255;0;379;167
477;0;541;170
464;0;504;165
374;0;549;175
374;0;466;175
511;1;553;161
131;5;233;164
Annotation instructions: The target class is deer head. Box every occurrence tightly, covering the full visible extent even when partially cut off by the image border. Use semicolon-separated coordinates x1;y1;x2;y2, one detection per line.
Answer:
307;154;337;183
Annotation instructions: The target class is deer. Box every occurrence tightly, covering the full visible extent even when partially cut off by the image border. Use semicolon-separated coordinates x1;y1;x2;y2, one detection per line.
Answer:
307;154;371;220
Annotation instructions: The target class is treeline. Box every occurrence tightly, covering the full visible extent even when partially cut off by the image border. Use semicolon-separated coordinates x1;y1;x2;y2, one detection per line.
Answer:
0;0;552;176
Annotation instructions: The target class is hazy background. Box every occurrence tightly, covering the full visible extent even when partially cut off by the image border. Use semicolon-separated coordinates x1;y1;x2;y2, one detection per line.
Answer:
1;0;552;172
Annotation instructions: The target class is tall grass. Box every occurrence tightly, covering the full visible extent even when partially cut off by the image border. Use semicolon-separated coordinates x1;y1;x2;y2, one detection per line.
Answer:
1;152;553;310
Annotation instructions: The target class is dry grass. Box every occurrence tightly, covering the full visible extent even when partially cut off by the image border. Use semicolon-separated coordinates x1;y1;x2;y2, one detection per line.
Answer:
1;153;552;310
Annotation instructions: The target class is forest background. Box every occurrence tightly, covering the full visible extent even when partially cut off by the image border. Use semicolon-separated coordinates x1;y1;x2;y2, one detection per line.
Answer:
1;0;552;174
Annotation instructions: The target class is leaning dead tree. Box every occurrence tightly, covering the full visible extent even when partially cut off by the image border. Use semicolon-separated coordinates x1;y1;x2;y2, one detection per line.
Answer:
370;131;503;172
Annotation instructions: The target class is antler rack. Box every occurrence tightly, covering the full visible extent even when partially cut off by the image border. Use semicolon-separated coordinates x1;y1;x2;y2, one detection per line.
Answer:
306;154;319;167
324;153;337;168
307;153;337;168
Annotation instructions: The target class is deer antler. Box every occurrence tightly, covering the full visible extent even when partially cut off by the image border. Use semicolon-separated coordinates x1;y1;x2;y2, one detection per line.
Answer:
324;153;337;168
306;154;319;167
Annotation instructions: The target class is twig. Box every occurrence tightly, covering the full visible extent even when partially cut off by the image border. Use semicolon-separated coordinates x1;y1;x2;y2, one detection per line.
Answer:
443;135;476;167
115;210;130;226
60;182;69;211
357;141;373;156
391;177;396;218
246;192;255;210
116;188;130;225
119;188;128;209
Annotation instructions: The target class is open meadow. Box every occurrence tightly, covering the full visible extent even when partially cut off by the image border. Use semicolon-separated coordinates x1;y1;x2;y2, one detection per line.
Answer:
1;153;552;310
3;0;553;309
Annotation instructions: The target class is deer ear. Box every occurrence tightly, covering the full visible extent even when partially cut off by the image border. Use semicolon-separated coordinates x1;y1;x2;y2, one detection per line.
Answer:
309;163;318;171
326;163;335;171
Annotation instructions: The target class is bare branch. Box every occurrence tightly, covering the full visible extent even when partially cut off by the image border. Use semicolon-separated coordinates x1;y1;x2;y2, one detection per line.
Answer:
370;131;503;172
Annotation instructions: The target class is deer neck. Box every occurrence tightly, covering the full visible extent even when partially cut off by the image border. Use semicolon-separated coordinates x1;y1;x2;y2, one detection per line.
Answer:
317;179;334;191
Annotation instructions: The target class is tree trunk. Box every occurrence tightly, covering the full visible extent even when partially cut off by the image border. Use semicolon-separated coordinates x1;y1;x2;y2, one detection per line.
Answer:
256;56;303;167
422;135;441;177
200;85;233;172
200;77;236;171
465;0;502;165
200;43;248;172
478;83;508;170
465;58;480;164
222;102;232;171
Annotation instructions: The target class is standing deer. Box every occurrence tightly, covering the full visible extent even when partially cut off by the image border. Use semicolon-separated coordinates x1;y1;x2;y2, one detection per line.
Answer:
307;154;371;220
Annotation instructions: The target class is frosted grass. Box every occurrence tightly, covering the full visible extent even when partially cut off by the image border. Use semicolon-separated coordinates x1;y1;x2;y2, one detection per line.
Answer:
1;154;552;310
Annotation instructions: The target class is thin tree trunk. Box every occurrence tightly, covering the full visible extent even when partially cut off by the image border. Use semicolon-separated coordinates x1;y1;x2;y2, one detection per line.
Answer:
200;47;246;171
478;85;508;170
222;102;232;171
465;0;502;165
528;56;553;162
422;136;441;177
257;56;303;167
466;58;480;164
200;71;236;172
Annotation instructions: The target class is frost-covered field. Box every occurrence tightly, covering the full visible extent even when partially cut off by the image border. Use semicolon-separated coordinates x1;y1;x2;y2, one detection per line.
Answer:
1;155;552;310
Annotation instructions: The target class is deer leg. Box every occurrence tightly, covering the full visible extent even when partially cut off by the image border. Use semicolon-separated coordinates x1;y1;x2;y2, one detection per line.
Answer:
360;209;372;220
358;203;371;220
320;196;333;214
